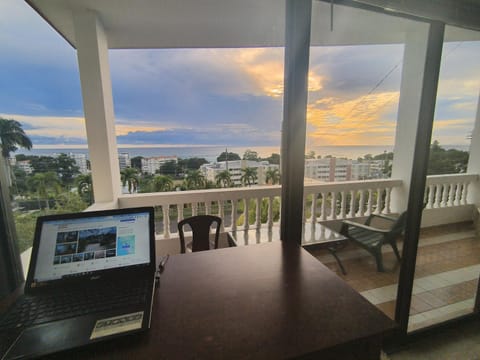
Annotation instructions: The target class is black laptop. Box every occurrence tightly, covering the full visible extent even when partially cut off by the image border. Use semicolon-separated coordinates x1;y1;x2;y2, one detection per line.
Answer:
0;207;156;359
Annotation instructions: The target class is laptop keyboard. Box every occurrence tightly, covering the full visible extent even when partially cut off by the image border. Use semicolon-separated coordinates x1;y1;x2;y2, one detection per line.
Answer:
0;280;150;331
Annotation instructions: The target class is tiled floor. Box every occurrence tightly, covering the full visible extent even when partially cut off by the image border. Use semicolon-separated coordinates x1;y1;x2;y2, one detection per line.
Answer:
309;221;480;331
388;319;480;360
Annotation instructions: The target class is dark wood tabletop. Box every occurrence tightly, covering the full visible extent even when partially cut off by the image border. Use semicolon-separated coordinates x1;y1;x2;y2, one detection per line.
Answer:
65;241;395;359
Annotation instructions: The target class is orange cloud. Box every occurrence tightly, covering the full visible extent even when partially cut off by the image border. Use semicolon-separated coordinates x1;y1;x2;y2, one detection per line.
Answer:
306;91;400;146
234;49;323;97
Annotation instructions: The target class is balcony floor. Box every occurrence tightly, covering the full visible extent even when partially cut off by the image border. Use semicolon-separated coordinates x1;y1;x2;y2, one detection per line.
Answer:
308;222;480;331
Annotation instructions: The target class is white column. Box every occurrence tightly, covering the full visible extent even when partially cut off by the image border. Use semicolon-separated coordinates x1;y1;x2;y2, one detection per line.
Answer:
390;23;430;213
73;9;121;204
467;92;480;206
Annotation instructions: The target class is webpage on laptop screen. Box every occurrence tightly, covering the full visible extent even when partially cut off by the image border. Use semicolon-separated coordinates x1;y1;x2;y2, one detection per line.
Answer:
33;212;151;282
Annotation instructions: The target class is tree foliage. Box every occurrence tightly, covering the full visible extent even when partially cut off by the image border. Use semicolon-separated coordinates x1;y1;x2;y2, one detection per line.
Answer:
240;167;257;186
121;167;139;193
427;140;469;175
217;151;240;162
243;149;259;161
0;117;32;158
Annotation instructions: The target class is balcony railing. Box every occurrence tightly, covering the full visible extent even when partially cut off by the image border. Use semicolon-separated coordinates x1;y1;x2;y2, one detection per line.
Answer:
115;174;479;240
424;174;478;209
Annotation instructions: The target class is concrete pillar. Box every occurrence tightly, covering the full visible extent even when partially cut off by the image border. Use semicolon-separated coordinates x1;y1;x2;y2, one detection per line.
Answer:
467;92;480;206
390;23;430;213
73;9;121;204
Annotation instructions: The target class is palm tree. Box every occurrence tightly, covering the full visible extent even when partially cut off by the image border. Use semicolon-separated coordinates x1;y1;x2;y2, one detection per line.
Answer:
0;118;33;184
152;175;174;192
215;170;232;188
121;167;139;193
27;172;60;209
266;168;280;185
184;170;205;190
240;167;257;187
76;173;93;205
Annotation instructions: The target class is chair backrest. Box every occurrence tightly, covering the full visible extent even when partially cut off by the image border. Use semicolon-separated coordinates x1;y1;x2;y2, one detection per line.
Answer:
390;211;407;237
178;215;222;253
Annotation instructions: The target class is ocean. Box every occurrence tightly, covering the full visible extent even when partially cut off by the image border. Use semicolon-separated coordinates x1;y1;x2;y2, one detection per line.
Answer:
14;144;469;162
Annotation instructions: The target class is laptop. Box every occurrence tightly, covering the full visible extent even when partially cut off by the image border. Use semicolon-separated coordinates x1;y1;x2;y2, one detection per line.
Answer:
0;207;156;359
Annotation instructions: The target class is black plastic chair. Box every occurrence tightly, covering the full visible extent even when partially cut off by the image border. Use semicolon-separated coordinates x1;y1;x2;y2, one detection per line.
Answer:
178;215;222;253
340;212;406;272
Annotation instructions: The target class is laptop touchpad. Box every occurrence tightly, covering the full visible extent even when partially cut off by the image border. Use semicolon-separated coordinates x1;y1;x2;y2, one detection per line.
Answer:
4;317;94;359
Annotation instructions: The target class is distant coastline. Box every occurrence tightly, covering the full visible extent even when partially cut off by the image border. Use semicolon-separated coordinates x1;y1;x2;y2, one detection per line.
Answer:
15;144;470;163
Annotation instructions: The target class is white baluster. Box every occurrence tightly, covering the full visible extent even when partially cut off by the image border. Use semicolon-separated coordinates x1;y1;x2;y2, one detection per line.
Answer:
331;192;337;220
311;193;317;224
375;188;383;214
448;183;455;207
163;205;170;239
427;185;435;209
462;182;469;205
231;200;238;231
435;184;442;208
205;201;211;215
218;200;225;231
367;189;373;215
178;204;184;222
255;197;261;228
243;198;250;230
320;192;326;221
384;187;391;214
268;196;274;229
192;202;198;216
441;184;449;208
455;183;462;206
340;191;347;219
349;190;355;218
358;190;365;217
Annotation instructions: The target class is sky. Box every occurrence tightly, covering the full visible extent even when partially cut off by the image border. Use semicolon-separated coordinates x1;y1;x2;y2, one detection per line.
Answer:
0;0;479;151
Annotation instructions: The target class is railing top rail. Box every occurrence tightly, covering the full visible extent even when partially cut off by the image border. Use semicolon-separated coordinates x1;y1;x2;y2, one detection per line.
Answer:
426;173;479;185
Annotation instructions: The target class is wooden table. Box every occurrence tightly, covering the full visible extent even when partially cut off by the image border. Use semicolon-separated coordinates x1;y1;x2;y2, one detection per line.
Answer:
230;223;349;274
56;241;395;359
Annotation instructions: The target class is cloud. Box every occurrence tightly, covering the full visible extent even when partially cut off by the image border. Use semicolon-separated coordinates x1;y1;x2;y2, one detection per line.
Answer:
305;91;400;146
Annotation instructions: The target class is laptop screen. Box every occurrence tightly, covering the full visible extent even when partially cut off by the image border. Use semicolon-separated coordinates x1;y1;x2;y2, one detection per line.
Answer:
31;209;153;283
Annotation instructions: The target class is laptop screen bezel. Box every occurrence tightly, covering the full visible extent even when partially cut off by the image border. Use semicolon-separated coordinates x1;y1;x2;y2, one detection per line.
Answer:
25;207;156;292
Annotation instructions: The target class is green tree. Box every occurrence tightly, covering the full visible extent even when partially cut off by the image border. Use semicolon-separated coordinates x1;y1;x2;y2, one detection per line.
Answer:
243;149;259;161
27;171;61;209
121;167;139;193
76;173;94;205
215;170;232;188
30;155;57;173
178;157;208;171
0;118;32;183
427;140;469;175
262;153;280;165
152;175;174;192
266;168;280;185
158;161;178;176
55;153;80;187
241;167;257;186
217;151;240;162
184;170;206;190
305;150;316;159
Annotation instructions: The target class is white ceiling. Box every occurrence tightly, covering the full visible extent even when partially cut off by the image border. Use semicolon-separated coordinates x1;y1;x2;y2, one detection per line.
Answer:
26;0;480;49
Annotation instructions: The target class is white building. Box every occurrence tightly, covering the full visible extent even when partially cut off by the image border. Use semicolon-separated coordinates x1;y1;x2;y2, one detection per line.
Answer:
69;153;89;174
118;153;130;170
304;158;351;182
201;160;279;186
141;156;178;175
